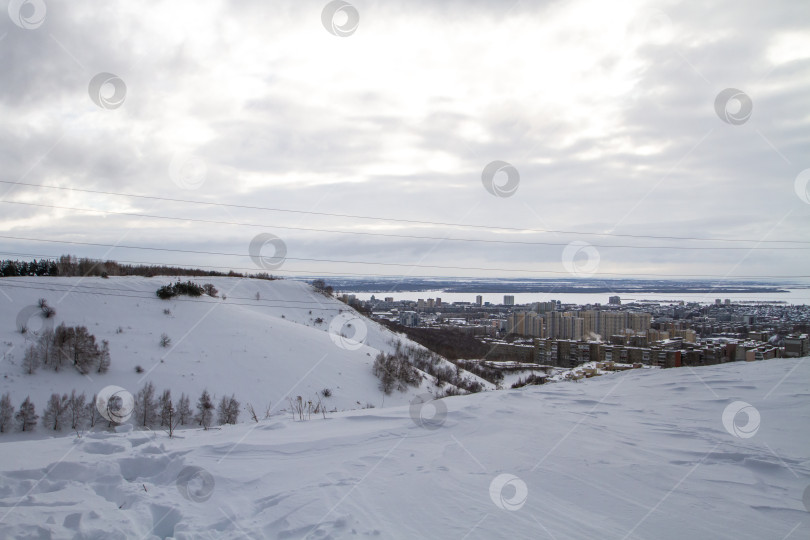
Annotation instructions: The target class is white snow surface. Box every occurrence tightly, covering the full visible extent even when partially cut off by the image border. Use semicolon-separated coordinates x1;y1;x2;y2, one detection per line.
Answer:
0;356;808;539
0;276;482;436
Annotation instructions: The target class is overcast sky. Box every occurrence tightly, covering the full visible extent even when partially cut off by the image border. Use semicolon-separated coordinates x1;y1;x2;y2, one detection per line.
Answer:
1;0;809;282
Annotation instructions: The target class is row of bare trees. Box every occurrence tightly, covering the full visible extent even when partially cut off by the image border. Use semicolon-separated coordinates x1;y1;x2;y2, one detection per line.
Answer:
133;383;240;434
22;324;111;376
0;391;104;433
0;384;242;435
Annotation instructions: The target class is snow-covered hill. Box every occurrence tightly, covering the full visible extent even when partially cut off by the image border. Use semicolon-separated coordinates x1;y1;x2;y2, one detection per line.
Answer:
0;276;485;439
0;357;807;539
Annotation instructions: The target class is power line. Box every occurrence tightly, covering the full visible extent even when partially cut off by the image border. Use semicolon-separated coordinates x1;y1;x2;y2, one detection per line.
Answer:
1;235;810;279
6;199;807;251
2;179;808;245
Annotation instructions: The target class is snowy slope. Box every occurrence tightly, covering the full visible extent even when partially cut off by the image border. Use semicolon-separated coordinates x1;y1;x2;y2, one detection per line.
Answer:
0;276;479;437
0;358;807;539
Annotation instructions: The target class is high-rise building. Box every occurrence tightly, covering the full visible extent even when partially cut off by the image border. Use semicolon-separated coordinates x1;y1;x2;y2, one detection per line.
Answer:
504;295;515;306
581;310;599;338
533;301;555;313
476;295;483;306
600;312;628;338
400;311;420;326
507;311;542;337
628;312;652;334
542;311;584;340
609;296;621;305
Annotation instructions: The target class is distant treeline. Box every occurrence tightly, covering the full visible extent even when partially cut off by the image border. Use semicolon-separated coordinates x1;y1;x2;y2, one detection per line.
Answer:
0;255;279;280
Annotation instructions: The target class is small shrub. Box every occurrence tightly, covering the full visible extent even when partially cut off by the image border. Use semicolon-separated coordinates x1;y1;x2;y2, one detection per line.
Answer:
321;388;332;398
156;285;176;299
203;283;218;297
163;308;171;316
159;334;171;348
511;374;546;389
156;280;204;300
135;365;144;373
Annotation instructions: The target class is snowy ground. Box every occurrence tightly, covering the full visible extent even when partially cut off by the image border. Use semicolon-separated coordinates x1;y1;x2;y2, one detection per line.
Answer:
0;276;490;443
0;357;807;539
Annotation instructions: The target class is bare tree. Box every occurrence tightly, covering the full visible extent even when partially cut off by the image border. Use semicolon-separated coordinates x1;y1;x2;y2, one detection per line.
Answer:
97;340;111;374
67;390;87;430
36;328;55;370
159;333;171;348
177;393;192;425
195;389;214;429
15;396;38;432
85;394;99;428
0;393;14;433
42;393;69;431
50;324;102;374
227;395;240;424
217;394;240;425
164;399;179;438
246;403;259;423
22;344;39;375
134;382;158;428
158;389;172;427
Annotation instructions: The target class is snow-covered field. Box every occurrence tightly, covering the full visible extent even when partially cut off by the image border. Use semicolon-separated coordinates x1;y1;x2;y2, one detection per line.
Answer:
0;276;490;443
0;357;807;539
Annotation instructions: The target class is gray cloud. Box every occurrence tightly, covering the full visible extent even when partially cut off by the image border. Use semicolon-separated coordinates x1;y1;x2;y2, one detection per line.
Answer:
0;0;808;281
